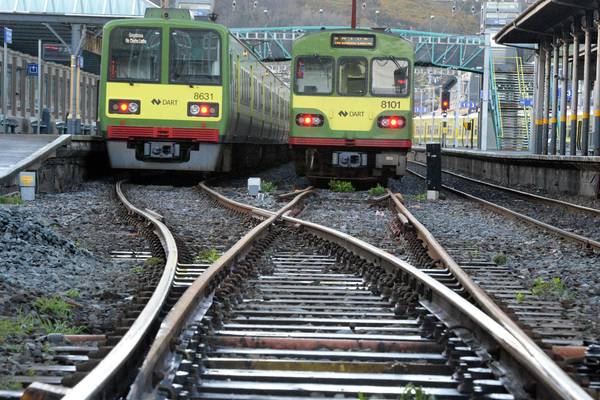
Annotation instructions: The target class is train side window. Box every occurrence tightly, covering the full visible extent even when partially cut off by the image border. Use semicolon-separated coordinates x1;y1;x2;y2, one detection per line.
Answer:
338;57;367;96
108;27;161;83
371;57;410;97
294;56;333;95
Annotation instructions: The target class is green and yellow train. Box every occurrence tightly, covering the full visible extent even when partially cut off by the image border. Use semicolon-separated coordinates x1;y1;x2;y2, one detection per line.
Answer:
100;8;289;172
289;29;414;181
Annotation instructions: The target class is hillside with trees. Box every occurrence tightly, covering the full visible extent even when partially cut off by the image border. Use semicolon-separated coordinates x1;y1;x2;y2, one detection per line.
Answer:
214;0;481;34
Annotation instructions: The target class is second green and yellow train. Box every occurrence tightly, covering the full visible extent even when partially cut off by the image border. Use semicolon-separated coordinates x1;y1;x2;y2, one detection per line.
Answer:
289;29;415;181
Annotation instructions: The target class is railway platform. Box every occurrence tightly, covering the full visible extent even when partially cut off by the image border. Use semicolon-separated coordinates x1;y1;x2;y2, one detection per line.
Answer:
410;146;600;198
0;134;107;193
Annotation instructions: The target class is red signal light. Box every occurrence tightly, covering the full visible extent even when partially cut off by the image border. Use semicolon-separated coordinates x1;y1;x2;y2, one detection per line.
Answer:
119;103;129;112
200;105;209;115
378;115;406;129
295;113;324;127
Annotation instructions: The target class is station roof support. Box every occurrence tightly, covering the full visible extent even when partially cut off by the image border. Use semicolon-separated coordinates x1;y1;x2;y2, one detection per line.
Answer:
495;0;600;156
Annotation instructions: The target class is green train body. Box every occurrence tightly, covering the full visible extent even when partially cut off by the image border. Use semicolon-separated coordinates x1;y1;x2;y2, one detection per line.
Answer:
100;9;289;171
289;29;414;180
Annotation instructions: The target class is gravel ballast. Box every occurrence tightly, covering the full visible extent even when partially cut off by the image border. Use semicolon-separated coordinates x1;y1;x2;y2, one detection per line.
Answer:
398;175;600;339
1;181;147;386
409;163;600;242
124;184;258;260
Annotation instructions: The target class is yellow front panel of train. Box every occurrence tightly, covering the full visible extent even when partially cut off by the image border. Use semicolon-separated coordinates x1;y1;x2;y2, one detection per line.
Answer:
105;82;223;121
292;95;410;131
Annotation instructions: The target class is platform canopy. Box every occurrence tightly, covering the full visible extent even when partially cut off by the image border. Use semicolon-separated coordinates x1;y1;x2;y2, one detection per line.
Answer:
0;0;158;73
495;0;597;44
0;0;157;19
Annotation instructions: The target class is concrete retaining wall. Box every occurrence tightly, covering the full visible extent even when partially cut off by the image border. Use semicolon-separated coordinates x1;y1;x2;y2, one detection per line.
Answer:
1;136;109;194
410;147;600;198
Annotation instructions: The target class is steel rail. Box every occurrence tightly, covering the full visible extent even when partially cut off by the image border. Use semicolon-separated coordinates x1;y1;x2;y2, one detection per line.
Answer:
387;189;592;400
409;159;600;216
54;181;179;400
408;168;600;251
139;183;589;400
127;184;312;399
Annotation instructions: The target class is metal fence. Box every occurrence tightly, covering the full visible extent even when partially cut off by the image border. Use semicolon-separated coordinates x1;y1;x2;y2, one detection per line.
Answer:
0;47;99;133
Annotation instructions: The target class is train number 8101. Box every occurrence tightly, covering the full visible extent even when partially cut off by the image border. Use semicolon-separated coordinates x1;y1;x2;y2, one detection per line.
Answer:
380;100;403;109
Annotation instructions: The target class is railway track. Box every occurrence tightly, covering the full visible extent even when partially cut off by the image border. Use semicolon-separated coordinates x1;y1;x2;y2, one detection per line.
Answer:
121;183;589;399
401;166;600;396
21;179;595;399
408;160;600;250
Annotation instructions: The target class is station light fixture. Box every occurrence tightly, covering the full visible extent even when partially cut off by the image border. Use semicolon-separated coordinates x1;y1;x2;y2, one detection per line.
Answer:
109;99;141;115
377;115;406;129
188;102;219;117
295;113;324;127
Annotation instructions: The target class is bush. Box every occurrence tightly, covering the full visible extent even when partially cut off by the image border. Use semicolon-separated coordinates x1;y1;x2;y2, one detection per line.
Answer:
261;180;277;193
195;248;220;263
329;180;355;192
0;194;23;205
368;184;386;196
492;253;508;266
33;296;72;319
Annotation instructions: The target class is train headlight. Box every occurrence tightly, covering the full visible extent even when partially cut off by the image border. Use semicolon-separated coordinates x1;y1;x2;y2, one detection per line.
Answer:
128;102;139;113
188;102;219;117
378;115;406;129
109;99;141;115
295;113;324;127
189;104;200;115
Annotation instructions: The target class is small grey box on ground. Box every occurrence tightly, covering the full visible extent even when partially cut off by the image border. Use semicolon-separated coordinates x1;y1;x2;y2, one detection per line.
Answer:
19;171;36;201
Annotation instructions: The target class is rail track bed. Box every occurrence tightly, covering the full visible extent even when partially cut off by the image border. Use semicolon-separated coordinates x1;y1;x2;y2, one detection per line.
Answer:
121;183;592;400
158;226;516;399
0;182;153;398
17;177;598;399
408;161;600;249
122;184;261;292
391;174;600;396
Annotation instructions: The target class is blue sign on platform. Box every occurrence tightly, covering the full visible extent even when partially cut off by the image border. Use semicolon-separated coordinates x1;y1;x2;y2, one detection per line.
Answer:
26;63;39;76
520;98;533;107
4;27;12;44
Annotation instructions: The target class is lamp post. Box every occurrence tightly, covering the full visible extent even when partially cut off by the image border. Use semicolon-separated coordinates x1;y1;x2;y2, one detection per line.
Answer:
375;10;379;26
319;9;324;27
429;15;435;33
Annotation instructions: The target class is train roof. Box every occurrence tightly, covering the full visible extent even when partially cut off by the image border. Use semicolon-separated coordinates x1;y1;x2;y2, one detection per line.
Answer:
103;8;228;35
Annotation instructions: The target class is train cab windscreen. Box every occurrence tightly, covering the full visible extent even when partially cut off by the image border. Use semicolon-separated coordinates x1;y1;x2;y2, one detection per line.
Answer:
108;27;161;82
372;58;410;96
170;29;221;85
338;57;367;96
294;56;334;95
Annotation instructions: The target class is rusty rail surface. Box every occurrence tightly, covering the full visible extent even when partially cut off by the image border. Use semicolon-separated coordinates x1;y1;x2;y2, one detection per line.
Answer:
408;168;600;251
127;184;312;399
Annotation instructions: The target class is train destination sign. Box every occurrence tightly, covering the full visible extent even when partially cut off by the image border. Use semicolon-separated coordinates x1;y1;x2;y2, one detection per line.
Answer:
331;34;376;48
124;32;147;45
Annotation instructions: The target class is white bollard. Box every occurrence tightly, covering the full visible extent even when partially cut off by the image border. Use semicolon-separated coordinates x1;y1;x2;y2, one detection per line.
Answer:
247;177;261;196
